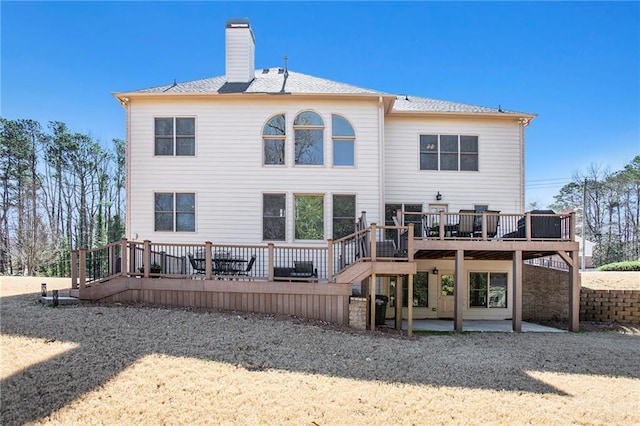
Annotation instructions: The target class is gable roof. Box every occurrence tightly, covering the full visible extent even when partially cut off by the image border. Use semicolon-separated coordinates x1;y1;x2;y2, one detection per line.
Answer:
116;68;534;118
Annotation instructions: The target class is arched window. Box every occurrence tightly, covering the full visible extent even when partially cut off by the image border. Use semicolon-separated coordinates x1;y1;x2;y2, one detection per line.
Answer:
263;114;286;165
332;115;355;166
294;111;324;165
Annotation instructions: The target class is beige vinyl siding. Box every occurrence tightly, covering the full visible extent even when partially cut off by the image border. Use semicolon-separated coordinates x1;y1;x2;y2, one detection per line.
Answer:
419;259;513;320
127;97;382;244
384;116;523;214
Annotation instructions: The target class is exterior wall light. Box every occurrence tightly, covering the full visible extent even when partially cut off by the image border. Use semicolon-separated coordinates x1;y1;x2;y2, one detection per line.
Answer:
436;192;442;201
432;267;439;275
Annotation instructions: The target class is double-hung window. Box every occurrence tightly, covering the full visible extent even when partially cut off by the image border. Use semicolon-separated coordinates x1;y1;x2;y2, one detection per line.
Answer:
420;134;478;171
332;115;355;166
469;272;508;308
333;195;356;239
263;194;286;241
154;192;195;232
294;112;324;165
155;117;195;156
263;114;286;165
295;194;324;240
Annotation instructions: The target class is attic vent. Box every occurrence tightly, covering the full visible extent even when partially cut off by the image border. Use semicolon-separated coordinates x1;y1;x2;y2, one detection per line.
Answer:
278;68;284;74
262;69;270;74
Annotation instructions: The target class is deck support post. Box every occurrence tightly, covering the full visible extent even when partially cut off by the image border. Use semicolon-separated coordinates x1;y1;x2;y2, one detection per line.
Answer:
79;248;86;290
268;243;274;281
370;223;377;261
369;272;377;330
129;243;137;275
327;239;334;282
407;273;414;337
512;250;523;332
71;250;78;289
143;240;151;278
205;241;212;280
454;249;464;331
568;249;580;332
120;238;128;277
395;275;402;330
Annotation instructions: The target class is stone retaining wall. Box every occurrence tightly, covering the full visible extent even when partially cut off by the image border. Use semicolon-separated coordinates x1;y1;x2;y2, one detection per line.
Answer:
523;265;640;324
522;264;570;322
581;289;640;323
349;297;367;330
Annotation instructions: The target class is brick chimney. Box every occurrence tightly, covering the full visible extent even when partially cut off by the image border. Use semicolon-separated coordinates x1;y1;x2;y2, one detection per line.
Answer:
225;18;255;83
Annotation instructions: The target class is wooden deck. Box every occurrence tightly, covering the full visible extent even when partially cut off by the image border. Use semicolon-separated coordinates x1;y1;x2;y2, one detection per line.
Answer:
71;212;580;331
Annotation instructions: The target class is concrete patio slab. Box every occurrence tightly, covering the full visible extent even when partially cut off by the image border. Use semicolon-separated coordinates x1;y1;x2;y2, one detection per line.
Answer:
386;319;565;333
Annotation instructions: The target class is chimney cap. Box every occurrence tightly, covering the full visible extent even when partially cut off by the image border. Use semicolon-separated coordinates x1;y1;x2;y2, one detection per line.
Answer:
226;18;250;28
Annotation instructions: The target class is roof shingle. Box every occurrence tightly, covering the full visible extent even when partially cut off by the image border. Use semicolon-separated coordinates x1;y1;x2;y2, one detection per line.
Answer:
123;69;533;116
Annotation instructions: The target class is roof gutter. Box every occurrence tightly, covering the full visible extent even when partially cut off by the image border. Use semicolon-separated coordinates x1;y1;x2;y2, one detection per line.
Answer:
389;110;537;121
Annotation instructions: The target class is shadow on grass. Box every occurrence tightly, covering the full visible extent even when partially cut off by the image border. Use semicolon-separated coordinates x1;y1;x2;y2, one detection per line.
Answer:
1;291;639;425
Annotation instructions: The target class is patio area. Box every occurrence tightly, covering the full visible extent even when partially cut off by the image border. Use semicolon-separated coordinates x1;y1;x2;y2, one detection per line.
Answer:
388;319;565;333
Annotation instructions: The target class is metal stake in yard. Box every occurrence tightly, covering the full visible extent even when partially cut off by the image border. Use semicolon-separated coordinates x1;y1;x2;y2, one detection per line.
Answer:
41;283;47;296
52;290;59;307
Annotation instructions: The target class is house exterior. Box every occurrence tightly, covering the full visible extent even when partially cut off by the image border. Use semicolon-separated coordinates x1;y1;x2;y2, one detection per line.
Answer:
102;18;579;332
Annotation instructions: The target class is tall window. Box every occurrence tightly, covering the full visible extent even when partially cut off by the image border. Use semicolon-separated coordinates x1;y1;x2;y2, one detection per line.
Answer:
333;195;356;239
263;114;285;165
155;117;195;156
295;194;324;240
469;272;508;308
263;194;286;241
294;112;324;165
332;115;355;166
154;193;195;232
419;134;478;171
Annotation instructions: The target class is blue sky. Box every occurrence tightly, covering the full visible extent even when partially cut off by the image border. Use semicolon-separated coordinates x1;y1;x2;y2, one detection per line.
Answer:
2;1;638;207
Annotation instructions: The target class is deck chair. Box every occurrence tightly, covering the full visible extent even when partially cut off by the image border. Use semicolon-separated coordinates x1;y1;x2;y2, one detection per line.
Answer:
236;254;256;279
188;253;206;276
485;210;501;238
457;210;475;237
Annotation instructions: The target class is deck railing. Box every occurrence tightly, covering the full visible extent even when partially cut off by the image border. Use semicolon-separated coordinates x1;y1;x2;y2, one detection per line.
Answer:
72;224;414;289
401;211;575;241
72;211;573;289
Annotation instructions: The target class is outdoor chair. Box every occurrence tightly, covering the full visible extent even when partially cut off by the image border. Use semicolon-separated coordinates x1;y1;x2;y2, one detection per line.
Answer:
236;254;256;279
457;210;475;237
188;253;206;277
485;210;501;238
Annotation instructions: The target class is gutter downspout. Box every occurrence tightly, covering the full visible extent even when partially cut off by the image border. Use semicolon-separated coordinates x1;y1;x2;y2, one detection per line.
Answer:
519;118;530;213
119;97;132;239
378;96;385;223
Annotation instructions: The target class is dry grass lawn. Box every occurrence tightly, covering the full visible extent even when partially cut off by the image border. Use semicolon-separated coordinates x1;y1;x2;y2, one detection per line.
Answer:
1;274;639;425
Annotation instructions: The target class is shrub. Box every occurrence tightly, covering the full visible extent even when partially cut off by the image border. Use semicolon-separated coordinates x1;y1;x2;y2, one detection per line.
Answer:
597;261;640;272
138;263;163;273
